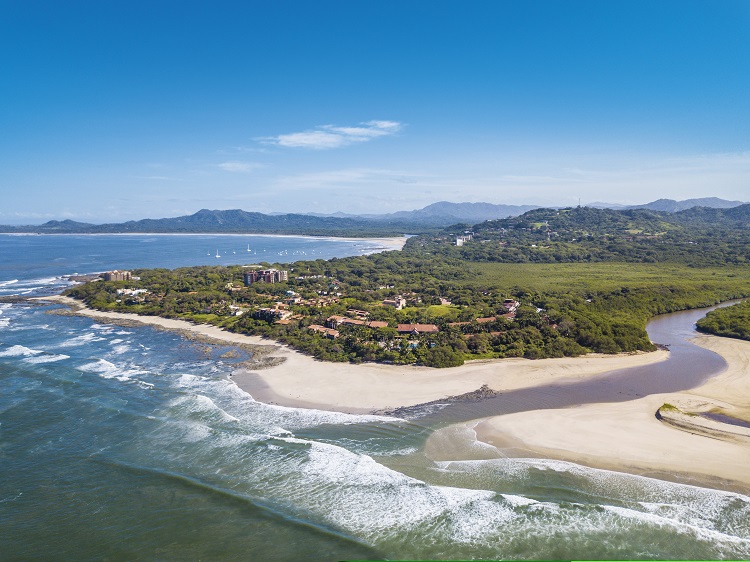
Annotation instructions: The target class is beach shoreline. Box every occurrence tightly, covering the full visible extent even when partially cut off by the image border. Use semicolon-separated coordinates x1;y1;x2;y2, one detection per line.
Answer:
38;295;750;492
432;334;750;494
38;295;669;413
0;232;410;250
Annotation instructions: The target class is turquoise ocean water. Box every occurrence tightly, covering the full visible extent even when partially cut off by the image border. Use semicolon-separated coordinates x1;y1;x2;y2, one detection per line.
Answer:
1;234;748;560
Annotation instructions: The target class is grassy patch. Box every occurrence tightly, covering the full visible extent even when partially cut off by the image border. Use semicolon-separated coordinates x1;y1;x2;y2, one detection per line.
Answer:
463;262;750;295
425;304;457;317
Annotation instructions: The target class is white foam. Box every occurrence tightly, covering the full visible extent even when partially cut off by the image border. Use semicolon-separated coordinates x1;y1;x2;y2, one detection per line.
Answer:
23;353;69;364
604;504;750;548
171;394;241;424
0;344;43;357
58;333;107;347
23;276;60;286
433;456;750;550
501;493;539;507
78;358;148;381
261;398;401;428
79;358;119;375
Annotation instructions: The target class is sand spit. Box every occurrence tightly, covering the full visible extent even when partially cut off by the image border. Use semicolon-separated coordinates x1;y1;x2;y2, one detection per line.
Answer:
439;335;750;494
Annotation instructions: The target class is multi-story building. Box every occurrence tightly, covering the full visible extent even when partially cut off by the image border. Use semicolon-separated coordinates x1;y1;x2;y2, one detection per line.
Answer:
243;269;289;285
102;270;132;282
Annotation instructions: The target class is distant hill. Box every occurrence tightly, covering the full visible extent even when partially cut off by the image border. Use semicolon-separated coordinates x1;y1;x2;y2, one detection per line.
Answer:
671;202;750;225
630;197;746;212
372;201;539;224
590;197;746;212
470;204;750;238
0;202;539;234
2;199;745;236
298;201;539;225
0;209;410;237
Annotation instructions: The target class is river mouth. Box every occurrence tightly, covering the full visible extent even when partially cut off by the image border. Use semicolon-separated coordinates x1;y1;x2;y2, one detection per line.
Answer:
400;301;741;428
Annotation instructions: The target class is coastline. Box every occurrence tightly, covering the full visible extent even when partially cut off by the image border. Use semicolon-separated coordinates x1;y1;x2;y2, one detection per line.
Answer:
38;295;668;413
0;232;409;250
39;295;750;491
36;295;286;368
231;349;669;413
434;334;750;494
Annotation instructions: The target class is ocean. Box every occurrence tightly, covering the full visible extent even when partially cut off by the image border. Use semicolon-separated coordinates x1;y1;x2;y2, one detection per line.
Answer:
1;234;748;560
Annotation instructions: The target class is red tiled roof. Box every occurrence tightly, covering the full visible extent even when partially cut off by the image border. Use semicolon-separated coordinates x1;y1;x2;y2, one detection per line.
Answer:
397;323;439;334
308;325;340;338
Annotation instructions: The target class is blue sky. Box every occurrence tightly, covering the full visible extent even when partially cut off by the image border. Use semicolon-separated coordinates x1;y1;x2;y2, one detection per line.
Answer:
1;1;749;223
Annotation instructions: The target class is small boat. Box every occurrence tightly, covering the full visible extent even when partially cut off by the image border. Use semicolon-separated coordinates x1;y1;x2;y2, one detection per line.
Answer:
247;244;251;252
215;250;221;258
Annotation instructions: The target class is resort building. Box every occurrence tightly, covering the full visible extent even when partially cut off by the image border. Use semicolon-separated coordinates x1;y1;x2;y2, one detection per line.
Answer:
308;325;340;339
327;315;389;330
243;269;289;285
252;307;293;321
382;297;407;310
102;270;132;282
502;299;520;312
396;323;439;335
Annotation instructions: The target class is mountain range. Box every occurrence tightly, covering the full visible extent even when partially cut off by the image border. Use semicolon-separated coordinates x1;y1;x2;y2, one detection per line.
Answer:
1;197;746;235
589;197;746;213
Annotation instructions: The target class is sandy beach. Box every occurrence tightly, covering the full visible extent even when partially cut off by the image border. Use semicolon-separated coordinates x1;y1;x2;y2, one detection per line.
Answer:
39;295;750;491
438;334;750;493
50;298;676;415
231;348;669;413
40;295;668;412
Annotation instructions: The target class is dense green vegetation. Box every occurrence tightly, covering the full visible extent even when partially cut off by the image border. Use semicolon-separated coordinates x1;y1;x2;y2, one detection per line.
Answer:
64;205;750;367
65;258;750;367
697;301;750;341
418;205;750;266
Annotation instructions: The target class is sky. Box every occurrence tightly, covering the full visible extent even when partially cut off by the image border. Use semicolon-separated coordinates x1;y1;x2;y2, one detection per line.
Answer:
1;0;749;224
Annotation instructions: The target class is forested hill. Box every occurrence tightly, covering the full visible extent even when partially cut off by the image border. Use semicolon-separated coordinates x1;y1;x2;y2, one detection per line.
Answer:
2;201;747;237
0;209;414;237
472;204;750;233
411;204;750;266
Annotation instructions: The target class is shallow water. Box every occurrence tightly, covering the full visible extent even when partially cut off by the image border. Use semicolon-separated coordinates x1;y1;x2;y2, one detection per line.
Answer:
1;235;748;560
413;303;735;426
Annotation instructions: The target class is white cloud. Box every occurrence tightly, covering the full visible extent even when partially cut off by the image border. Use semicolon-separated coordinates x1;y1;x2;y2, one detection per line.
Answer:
263;120;403;150
217;161;264;173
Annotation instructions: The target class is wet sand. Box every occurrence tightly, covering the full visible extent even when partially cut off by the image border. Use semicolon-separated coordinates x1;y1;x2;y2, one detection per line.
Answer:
446;334;750;494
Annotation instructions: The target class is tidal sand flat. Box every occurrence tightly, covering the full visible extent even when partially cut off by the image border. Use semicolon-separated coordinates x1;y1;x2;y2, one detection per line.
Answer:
450;334;750;494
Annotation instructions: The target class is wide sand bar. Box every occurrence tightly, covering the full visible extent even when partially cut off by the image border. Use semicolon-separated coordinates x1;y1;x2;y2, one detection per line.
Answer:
443;334;750;493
